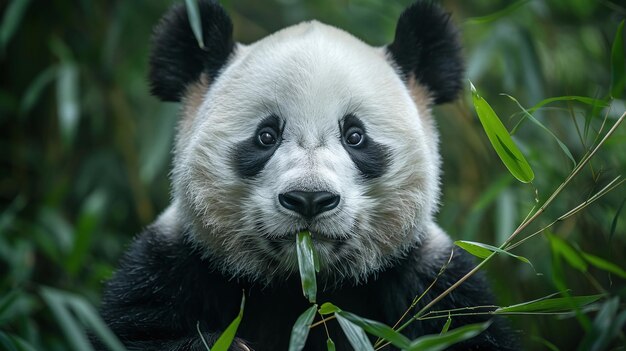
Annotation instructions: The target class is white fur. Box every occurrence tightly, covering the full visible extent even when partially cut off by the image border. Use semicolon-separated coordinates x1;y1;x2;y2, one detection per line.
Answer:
171;21;443;284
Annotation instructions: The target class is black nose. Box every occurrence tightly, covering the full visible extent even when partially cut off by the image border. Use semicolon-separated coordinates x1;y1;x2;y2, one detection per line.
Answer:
279;191;340;219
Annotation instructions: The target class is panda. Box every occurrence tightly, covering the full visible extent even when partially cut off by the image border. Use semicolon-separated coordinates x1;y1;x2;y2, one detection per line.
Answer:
99;0;518;350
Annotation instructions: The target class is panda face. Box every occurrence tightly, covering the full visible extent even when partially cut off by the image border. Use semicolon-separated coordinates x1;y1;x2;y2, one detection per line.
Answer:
172;22;440;284
151;1;463;284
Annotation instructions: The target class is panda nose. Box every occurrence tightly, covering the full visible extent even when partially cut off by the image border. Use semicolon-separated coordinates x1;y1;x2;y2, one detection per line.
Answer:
279;191;340;219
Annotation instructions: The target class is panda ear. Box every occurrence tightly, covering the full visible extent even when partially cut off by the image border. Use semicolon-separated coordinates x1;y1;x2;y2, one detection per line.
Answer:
149;0;234;102
386;1;464;105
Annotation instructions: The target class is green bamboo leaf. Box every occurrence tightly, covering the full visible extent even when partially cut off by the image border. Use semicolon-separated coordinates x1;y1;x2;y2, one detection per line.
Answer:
56;62;80;146
40;288;95;351
510;95;610;137
454;240;534;268
288;304;318;351
547;233;587;273
337;311;411;349
580;297;623;351
406;321;491;351
20;65;57;115
0;290;19;322
0;0;32;52
609;198;625;243
440;315;452;335
185;0;205;49
581;252;626;279
313;241;321;273
326;338;336;351
296;231;317;303
454;240;492;259
0;195;26;233
526;96;609;113
0;331;38;351
464;0;529;25
335;313;375;351
211;294;245;351
470;82;534;183
503;94;575;166
66;190;107;275
41;287;125;351
611;20;625;98
67;297;126;351
495;294;603;313
319;302;340;315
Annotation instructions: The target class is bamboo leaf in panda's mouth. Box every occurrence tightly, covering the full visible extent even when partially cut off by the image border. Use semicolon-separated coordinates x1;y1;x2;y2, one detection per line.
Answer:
296;231;318;303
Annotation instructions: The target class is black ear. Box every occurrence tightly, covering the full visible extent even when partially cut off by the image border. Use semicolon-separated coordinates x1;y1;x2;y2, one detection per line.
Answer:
149;0;234;102
386;1;464;105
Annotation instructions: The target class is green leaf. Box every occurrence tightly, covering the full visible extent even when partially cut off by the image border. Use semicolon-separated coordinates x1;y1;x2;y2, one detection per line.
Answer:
20;65;57;115
0;290;20;323
0;195;26;233
337;311;411;349
580;297;623;351
440;315;452;335
495;294;603;313
56;62;80;146
326;338;336;351
313;241;321;273
39;208;73;256
335;313;375;351
288;304;318;351
547;233;587;273
454;240;534;268
68;297;126;351
185;0;205;49
609;198;625;242
211;293;246;351
464;0;529;25
470;82;534;183
40;287;126;351
319;302;340;315
454;240;492;259
406;321;491;351
296;231;317;303
0;331;38;351
527;96;609;112
503;94;575;166
0;0;32;53
581;252;626;279
611;20;625;98
40;288;95;351
66;190;107;275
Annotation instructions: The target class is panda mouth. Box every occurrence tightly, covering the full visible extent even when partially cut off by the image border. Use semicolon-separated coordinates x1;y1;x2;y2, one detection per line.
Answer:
265;230;347;253
266;230;347;244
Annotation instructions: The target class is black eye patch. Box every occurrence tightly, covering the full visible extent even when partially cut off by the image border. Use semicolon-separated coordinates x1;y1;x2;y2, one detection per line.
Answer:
233;115;282;178
340;114;390;179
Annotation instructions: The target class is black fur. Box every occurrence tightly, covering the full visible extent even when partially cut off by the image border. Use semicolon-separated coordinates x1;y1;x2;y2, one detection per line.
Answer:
386;1;464;104
149;0;234;102
98;226;518;350
340;114;390;179
233;115;283;178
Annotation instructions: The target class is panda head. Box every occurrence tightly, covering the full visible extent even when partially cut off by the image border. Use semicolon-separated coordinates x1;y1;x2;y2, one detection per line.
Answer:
151;0;463;285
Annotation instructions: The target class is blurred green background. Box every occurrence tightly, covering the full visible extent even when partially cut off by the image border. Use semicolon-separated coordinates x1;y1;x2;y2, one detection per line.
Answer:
1;0;625;350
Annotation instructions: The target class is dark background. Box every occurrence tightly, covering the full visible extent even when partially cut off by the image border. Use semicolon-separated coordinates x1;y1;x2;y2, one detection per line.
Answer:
1;0;625;350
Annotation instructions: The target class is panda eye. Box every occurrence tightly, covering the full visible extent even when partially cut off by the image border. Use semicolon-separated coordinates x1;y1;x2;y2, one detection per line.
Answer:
258;128;277;146
344;128;364;146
